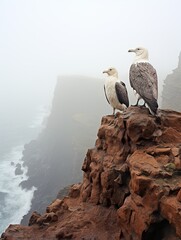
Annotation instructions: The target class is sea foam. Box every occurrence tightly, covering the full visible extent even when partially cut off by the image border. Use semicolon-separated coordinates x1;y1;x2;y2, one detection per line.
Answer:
0;145;36;234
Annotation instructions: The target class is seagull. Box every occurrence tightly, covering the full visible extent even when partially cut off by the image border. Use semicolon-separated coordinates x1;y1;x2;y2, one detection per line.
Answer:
128;47;158;114
103;67;129;115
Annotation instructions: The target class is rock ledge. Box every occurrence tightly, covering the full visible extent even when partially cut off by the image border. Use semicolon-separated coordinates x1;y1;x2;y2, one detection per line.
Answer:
1;107;181;240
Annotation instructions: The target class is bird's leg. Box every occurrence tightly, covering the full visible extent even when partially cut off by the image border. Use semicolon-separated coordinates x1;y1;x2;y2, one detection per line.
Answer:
131;98;140;106
113;109;118;119
107;108;116;126
140;102;146;107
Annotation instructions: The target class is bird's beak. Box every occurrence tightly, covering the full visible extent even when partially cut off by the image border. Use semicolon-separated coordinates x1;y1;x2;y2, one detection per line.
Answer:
103;70;108;74
128;49;135;53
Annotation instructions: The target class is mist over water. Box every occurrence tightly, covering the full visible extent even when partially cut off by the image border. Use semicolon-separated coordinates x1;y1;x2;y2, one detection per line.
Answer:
0;104;49;234
0;0;181;235
0;146;36;233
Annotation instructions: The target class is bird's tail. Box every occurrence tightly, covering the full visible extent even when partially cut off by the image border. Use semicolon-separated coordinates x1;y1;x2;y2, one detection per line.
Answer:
146;98;158;115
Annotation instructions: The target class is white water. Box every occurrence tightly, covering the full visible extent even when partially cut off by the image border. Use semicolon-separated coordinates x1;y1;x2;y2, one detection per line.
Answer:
0;105;50;234
0;146;36;233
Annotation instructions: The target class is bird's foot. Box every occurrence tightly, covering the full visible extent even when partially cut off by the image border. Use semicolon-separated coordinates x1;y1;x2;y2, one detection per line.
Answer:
123;111;133;119
107;113;118;126
131;104;138;107
140;103;146;108
112;109;116;116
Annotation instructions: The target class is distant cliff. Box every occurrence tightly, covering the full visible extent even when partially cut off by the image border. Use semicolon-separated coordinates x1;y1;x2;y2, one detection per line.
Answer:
162;52;181;111
2;106;181;240
19;76;110;224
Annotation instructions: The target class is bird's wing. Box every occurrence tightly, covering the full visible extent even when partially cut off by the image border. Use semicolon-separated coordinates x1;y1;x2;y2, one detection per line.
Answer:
104;85;110;104
115;82;129;107
129;63;158;113
147;64;158;100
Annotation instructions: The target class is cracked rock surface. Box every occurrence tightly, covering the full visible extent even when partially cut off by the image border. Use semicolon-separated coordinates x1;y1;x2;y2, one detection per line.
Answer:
1;107;181;240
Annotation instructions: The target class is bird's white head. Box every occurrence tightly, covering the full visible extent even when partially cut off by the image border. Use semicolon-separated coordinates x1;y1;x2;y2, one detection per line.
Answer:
128;47;149;63
103;67;118;78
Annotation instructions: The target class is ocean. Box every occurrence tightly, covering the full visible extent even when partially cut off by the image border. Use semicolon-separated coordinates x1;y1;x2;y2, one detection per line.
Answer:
0;104;49;234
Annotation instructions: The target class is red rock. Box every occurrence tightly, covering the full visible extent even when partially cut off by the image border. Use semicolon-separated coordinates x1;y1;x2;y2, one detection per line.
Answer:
177;189;181;202
28;211;41;226
160;196;181;237
154;147;171;154
68;183;81;198
172;147;180;157
175;157;181;170
46;199;63;213
128;150;161;177
2;107;181;240
159;127;181;143
36;212;58;225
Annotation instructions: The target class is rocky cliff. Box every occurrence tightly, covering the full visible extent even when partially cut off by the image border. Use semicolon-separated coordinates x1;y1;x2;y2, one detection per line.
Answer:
19;76;110;224
162;51;181;111
2;106;181;240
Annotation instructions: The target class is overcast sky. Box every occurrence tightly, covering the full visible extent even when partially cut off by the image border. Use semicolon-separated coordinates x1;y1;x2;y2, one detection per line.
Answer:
0;0;181;107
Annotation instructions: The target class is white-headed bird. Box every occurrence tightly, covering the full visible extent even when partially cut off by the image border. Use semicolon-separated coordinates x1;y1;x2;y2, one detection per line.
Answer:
103;67;129;115
128;47;158;114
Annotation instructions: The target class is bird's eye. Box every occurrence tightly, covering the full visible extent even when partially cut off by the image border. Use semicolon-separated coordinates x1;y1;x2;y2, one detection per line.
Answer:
137;48;140;50
109;68;112;71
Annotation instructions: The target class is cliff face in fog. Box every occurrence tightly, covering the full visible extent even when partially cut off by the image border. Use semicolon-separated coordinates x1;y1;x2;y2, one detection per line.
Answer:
2;107;181;240
19;76;109;223
162;52;181;111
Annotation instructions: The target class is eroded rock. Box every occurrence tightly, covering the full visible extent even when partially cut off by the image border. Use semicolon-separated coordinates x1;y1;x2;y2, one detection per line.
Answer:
2;107;181;240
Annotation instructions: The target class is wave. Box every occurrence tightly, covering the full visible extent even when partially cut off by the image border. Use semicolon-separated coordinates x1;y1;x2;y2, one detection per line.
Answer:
0;145;36;234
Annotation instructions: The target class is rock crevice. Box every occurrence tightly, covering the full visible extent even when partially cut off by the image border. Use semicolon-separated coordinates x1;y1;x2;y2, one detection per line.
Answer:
1;106;181;240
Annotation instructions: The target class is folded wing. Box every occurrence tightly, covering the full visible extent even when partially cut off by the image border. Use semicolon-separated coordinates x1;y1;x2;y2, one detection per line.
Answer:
129;63;158;113
115;82;129;107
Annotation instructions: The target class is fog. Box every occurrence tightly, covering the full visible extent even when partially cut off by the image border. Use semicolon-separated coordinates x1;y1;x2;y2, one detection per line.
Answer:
0;0;181;110
0;1;181;231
